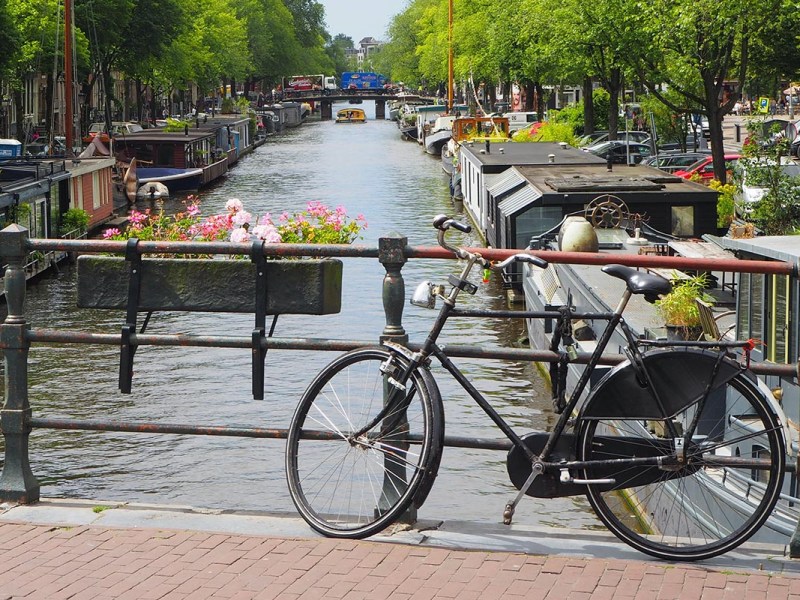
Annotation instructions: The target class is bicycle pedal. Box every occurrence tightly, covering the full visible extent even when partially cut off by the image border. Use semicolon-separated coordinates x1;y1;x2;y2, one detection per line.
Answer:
503;503;514;525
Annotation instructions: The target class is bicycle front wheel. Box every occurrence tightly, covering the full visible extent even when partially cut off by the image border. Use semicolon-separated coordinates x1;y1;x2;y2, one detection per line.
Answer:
286;347;443;538
579;373;785;561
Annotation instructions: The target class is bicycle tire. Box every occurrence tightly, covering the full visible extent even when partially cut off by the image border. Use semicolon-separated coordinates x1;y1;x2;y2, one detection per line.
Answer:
286;346;443;538
579;370;785;561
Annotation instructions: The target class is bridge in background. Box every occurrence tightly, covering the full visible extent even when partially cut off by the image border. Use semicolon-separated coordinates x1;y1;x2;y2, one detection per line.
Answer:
280;92;432;120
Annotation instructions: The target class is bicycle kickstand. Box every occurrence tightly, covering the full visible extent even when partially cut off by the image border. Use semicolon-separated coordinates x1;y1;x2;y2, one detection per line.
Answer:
503;461;544;525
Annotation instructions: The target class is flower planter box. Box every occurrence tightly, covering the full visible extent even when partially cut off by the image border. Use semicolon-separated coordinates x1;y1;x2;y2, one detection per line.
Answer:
76;255;342;315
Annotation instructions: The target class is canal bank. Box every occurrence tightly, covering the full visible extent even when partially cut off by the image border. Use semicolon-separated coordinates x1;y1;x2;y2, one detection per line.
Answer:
0;499;799;598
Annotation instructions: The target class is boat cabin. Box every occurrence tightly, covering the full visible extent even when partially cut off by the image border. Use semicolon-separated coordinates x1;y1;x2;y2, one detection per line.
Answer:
335;108;367;123
457;142;606;241
113;129;227;188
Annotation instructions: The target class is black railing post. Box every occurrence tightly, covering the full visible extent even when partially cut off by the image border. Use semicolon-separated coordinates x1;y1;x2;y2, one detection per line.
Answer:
379;232;408;344
0;224;40;503
377;232;415;522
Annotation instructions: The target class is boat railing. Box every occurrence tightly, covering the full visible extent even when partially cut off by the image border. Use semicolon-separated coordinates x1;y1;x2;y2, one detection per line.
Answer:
0;226;798;529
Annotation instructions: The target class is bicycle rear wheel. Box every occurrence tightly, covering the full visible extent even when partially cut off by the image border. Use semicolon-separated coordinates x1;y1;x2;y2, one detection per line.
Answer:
286;347;443;538
579;372;785;561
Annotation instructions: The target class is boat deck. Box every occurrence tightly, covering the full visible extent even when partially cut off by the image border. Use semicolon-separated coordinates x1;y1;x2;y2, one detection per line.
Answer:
549;230;737;341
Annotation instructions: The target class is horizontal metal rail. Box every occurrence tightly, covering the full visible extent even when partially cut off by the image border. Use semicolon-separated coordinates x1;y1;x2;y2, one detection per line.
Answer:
25;238;799;275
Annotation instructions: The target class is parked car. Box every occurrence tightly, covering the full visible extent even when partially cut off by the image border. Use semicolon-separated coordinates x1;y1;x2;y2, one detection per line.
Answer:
673;154;741;182
656;134;709;152
579;130;650;148
584;140;653;164
641;151;711;173
24;136;67;157
743;119;796;151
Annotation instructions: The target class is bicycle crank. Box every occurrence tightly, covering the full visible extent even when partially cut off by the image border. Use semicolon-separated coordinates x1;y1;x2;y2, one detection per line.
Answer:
503;461;543;525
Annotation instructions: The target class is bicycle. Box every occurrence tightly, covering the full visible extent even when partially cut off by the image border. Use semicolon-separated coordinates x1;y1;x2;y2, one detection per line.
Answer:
285;215;787;561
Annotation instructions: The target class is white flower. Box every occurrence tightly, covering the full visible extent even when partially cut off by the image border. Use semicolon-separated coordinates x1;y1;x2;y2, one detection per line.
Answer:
225;198;243;213
232;210;252;227
230;227;251;243
252;223;282;243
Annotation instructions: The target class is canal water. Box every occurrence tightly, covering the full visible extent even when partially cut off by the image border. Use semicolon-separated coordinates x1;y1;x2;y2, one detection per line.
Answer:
9;102;598;530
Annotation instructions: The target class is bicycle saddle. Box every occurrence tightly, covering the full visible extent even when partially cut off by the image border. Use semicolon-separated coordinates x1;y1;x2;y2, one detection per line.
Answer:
601;264;672;302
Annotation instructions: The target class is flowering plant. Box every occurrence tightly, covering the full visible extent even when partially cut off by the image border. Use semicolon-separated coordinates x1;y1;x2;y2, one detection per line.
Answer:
103;197;367;257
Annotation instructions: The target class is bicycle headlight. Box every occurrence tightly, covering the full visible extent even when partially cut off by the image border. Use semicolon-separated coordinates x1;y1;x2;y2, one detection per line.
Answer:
411;281;437;309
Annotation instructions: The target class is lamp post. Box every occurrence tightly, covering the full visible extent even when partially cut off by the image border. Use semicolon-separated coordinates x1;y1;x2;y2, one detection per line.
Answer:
0;96;9;139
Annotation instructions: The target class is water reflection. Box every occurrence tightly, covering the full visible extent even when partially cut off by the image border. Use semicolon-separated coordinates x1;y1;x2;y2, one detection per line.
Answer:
2;102;596;529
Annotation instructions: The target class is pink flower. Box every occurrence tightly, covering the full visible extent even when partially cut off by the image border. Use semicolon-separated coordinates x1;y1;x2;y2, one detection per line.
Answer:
252;223;281;243
230;227;251;243
232;210;252;227
225;198;243;213
103;228;120;238
186;204;201;217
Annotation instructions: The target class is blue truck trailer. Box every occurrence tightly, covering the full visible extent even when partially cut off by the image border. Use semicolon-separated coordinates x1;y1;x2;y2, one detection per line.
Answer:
341;72;388;91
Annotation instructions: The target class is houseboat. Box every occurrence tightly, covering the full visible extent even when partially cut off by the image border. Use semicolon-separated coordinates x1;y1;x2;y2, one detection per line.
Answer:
455;142;607;240
113;129;228;189
441;116;512;175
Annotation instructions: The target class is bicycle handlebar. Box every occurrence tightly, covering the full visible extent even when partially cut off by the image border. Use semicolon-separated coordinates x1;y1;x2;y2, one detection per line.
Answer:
433;215;549;270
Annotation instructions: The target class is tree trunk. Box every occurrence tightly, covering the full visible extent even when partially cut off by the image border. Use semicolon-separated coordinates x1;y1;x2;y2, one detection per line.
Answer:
525;81;536;113
534;82;545;120
608;68;622;140
583;75;594;134
705;77;728;184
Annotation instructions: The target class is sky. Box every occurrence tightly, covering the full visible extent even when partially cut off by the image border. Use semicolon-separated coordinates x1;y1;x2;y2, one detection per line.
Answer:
316;0;408;42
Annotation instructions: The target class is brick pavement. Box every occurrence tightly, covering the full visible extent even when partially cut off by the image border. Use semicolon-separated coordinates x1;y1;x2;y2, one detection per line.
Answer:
0;522;799;600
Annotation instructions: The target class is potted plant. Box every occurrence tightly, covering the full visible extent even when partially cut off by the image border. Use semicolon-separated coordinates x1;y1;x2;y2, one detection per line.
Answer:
654;272;714;340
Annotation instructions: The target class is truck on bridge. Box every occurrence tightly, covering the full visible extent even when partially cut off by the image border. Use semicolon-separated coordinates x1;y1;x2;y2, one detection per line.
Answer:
282;75;337;97
341;72;389;92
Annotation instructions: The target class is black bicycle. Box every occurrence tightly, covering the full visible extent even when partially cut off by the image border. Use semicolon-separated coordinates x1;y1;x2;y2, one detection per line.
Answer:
285;215;786;561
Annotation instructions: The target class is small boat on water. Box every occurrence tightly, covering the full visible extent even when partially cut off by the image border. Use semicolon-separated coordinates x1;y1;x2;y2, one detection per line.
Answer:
137;167;204;192
335;108;367;123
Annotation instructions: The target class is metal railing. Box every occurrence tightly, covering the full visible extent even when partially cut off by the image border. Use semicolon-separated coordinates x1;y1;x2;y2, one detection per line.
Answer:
0;226;798;509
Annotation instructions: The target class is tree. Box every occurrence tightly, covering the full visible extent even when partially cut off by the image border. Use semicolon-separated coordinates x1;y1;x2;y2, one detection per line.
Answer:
623;0;780;184
6;0;89;141
75;0;186;127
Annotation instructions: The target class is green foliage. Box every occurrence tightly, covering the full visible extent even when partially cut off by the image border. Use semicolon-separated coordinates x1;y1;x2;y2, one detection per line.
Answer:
163;117;192;132
550;103;583;134
655;273;713;328
221;97;236;113
708;180;735;229
61;208;90;234
516;121;578;146
738;124;800;235
592;88;610;131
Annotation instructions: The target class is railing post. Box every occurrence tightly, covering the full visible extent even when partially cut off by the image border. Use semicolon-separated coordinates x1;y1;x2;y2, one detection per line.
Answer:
0;224;40;503
377;233;415;522
379;232;408;344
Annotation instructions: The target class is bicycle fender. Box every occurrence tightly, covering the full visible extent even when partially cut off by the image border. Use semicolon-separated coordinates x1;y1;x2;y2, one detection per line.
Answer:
412;364;444;509
580;348;743;420
371;342;445;509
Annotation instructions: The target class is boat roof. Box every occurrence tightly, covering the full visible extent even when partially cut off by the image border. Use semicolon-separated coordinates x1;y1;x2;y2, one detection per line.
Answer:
710;234;800;262
114;130;217;143
460;141;606;167
513;163;714;196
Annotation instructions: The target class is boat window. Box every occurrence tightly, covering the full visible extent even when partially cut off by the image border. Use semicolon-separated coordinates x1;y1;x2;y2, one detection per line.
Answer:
516;207;562;243
670;206;694;236
752;445;771;483
737;273;765;359
765;274;792;363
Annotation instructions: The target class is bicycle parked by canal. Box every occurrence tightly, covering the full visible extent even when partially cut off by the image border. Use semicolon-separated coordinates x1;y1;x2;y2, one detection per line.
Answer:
285;215;787;561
